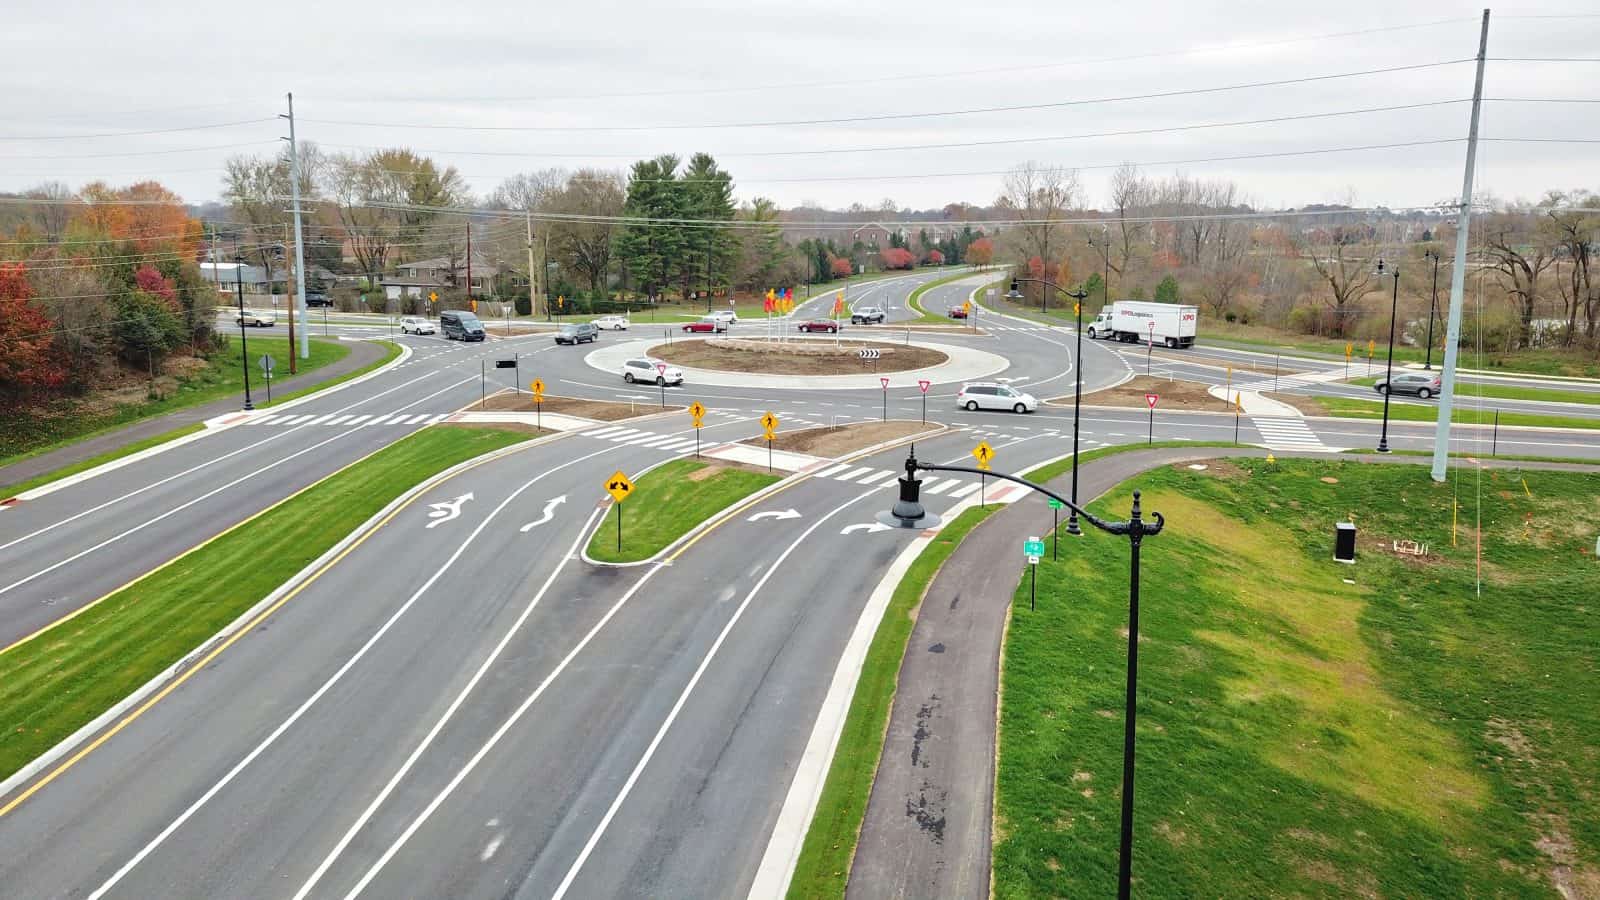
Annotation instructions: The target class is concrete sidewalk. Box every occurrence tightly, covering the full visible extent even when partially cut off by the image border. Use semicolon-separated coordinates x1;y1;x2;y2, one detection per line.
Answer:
0;339;389;490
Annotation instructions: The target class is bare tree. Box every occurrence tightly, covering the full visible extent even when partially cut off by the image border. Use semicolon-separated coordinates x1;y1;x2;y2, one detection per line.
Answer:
326;149;468;295
1108;163;1148;280
1543;191;1598;346
1481;211;1556;349
1304;226;1381;336
22;181;77;240
998;161;1082;281
549;170;625;293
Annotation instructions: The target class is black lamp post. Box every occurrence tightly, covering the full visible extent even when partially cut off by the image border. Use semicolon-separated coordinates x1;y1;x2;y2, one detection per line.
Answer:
880;447;1164;900
1422;249;1442;370
1014;276;1089;534
234;253;254;411
1375;259;1400;453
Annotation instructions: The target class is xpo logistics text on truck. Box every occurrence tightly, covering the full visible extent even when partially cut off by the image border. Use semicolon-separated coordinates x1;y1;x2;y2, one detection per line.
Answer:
1085;301;1199;348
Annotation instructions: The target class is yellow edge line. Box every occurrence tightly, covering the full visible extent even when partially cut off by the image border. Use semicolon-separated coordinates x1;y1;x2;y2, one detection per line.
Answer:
0;430;541;818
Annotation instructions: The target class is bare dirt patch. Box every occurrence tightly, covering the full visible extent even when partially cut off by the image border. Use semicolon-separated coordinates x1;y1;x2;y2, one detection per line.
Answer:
651;338;947;376
739;420;937;456
467;392;675;421
1068;375;1235;412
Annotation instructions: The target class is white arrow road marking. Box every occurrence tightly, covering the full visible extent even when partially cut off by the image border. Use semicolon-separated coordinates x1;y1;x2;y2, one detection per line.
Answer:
747;508;801;522
424;493;473;529
840;522;892;535
519;495;568;532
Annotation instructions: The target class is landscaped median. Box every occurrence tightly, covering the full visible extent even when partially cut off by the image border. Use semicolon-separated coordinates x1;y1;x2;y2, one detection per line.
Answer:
906;269;989;323
993;458;1600;896
584;458;781;564
785;504;996;899
1295;394;1600;430
0;424;533;785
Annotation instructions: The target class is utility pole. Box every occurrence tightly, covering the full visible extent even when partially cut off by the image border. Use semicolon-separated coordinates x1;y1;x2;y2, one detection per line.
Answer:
283;92;310;363
466;223;473;305
1432;8;1490;483
534;209;547;318
282;223;297;374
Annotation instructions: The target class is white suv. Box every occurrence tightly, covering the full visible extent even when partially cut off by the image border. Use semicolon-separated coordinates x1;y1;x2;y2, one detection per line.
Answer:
236;309;276;327
593;314;630;330
956;382;1037;413
399;316;435;335
621;357;684;386
707;309;738;325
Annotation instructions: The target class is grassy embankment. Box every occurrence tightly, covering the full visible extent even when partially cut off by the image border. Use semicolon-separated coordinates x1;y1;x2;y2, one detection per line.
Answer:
585;458;780;563
994;457;1600;897
0;425;530;784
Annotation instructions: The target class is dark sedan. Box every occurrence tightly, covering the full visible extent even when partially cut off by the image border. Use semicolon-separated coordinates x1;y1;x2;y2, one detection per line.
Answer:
947;306;968;319
797;319;839;333
1375;372;1442;399
682;318;728;333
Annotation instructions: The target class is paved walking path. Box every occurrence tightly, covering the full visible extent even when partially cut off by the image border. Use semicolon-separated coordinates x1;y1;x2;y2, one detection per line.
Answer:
0;339;388;491
845;448;1600;899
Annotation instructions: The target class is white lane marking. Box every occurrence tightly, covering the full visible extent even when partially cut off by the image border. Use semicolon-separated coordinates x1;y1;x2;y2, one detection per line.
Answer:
634;434;682;448
90;444;624;900
327;415;354;426
924;479;957;495
345;415;371;426
548;488;878;899
0;375;475;599
813;463;852;478
855;469;898;486
0;366;444;554
834;466;873;482
582;425;629;439
949;482;983;498
427;414;449;424
329;561;674;900
600;428;640;442
254;415;286;426
308;414;335;425
655;437;700;451
519;495;568;532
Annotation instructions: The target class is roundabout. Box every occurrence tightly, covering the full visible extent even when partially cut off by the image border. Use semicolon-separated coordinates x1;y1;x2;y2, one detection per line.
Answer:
584;333;1010;390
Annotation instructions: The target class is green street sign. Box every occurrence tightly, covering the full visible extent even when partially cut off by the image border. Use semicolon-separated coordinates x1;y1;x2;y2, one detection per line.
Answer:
1047;498;1063;510
1024;538;1046;557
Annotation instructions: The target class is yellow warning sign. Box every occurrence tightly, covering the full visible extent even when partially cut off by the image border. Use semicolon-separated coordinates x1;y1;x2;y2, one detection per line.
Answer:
760;411;779;438
972;440;994;471
604;470;634;503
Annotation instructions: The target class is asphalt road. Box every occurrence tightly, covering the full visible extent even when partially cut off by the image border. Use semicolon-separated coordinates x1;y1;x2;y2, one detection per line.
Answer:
2;273;1596;899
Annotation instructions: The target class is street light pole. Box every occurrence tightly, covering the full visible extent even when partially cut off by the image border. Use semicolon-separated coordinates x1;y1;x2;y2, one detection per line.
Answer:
1375;259;1399;453
234;254;254;411
1013;276;1088;534
1423;249;1441;370
879;448;1164;900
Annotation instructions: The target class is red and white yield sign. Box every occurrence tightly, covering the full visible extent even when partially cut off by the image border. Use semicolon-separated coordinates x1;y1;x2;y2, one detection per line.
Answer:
1145;392;1159;409
918;379;931;394
656;362;668;375
880;377;890;389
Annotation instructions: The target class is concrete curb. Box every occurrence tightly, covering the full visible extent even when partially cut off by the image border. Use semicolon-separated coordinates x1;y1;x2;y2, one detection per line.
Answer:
748;493;981;899
0;428;565;805
6;341;413;505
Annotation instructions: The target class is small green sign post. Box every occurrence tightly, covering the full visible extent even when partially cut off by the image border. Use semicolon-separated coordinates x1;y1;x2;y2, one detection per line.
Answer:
1024;536;1044;610
1047;498;1063;558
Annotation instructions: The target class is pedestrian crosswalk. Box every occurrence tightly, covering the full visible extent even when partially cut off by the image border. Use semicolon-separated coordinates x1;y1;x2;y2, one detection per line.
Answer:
576;424;704;453
245;411;451;427
1252;416;1331;452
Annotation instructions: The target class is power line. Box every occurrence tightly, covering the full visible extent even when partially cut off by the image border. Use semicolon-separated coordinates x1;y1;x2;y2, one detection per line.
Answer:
0;140;279;161
301;59;1473;133
0;118;278;142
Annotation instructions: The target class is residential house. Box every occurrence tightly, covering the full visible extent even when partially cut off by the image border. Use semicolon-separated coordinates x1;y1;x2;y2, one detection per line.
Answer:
394;254;499;296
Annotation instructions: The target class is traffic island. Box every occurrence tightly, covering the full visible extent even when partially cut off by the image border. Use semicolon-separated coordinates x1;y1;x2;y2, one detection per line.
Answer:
583;458;780;564
737;420;938;457
465;391;679;421
1059;375;1236;412
649;338;947;376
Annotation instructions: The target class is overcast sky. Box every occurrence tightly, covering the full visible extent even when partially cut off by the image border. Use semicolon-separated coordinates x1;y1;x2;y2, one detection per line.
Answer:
3;2;1595;214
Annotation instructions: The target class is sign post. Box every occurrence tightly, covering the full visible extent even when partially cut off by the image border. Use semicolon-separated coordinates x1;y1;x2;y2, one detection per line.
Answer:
973;440;993;506
655;362;669;407
918;379;931;423
1024;537;1045;610
605;470;634;553
531;378;545;431
880;376;890;421
1047;497;1063;558
258;354;275;404
761;411;779;473
1233;391;1243;444
689;401;706;458
1367;339;1376;376
1145;392;1159;445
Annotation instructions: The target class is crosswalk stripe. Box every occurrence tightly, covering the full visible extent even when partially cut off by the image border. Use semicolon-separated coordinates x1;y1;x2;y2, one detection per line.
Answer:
656;437;698;450
813;463;853;478
282;414;313;425
601;428;640;441
949;482;983;498
855;469;898;485
347;415;371;425
366;414;392;425
620;432;667;445
636;434;682;447
308;414;334;425
427;414;448;424
328;415;353;425
918;477;944;493
835;466;873;481
406;413;432;424
585;425;629;438
253;414;284;425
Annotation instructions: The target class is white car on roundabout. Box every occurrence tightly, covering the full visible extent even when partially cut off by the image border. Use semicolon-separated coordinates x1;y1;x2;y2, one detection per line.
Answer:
956;382;1038;413
621;357;684;386
593;314;630;331
398;316;435;335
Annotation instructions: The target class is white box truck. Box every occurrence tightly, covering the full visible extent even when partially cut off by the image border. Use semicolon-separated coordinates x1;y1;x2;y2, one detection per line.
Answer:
1085;301;1198;348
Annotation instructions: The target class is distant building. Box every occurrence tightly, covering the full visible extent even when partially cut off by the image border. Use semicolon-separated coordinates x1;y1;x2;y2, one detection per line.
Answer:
395;255;498;295
199;262;271;294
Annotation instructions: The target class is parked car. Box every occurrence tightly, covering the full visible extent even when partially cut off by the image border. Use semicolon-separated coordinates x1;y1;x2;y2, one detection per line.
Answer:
555;322;601;345
947;306;968;319
593;314;630;331
399;316;435;335
440;310;486;341
707;309;738;325
956;382;1038;414
621;357;684;386
682;317;728;334
303;292;333;308
1375;372;1441;399
851;306;886;325
235;309;276;327
797;319;839;333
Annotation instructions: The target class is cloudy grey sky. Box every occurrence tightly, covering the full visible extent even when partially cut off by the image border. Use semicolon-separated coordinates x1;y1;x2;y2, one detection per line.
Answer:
3;1;1595;213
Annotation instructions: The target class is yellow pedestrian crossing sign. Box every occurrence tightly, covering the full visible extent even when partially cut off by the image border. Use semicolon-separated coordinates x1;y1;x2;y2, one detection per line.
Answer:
530;378;545;398
689;401;706;427
604;470;634;503
761;411;779;438
428;291;438;303
972;440;994;471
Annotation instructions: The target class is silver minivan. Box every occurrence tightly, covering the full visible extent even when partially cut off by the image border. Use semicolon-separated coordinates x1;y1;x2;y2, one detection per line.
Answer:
956;382;1038;413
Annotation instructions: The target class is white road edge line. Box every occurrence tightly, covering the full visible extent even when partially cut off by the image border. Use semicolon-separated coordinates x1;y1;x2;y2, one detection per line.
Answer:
548;487;879;900
86;443;622;900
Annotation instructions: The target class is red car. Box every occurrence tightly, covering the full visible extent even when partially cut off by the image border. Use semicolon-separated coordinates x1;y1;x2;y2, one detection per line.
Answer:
947;306;969;319
682;318;728;333
797;319;840;333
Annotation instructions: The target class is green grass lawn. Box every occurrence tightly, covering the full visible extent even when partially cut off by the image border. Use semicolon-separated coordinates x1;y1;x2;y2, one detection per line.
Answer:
0;425;530;784
1311;396;1600;430
1022;441;1250;485
0;336;350;466
1349;376;1600;406
585;459;780;563
993;458;1600;897
787;504;997;899
906;270;986;323
1206;321;1600;379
